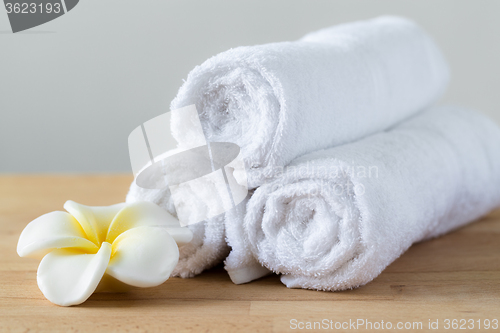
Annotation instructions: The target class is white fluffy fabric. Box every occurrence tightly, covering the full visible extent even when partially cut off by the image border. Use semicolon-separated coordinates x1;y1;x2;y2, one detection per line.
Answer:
170;15;449;189
230;106;500;290
127;16;450;279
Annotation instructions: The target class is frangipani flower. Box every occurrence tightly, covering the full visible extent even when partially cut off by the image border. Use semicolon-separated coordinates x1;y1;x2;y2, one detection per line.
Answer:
17;200;192;306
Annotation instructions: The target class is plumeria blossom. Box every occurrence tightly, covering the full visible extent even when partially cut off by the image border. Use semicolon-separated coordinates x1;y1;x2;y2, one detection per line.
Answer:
17;200;192;306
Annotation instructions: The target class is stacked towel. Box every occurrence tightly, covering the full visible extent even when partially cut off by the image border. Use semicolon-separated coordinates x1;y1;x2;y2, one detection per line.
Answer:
231;107;500;289
128;16;452;280
170;15;449;189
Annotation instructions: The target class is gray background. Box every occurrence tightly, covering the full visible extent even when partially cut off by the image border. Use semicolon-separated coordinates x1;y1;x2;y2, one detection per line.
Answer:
1;0;499;173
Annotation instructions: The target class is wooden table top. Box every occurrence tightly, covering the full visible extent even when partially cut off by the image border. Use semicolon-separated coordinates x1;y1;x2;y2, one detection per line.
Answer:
0;175;499;332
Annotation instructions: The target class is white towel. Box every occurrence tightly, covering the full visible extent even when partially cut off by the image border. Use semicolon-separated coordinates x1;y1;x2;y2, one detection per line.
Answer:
170;15;449;189
229;106;500;290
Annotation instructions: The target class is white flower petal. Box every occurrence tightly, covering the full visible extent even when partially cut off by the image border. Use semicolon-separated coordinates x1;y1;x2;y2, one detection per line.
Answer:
17;211;98;259
37;242;112;306
106;226;179;288
64;201;126;245
106;201;184;243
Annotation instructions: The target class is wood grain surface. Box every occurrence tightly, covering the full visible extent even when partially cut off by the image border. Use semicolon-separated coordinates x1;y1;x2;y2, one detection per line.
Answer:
0;175;499;332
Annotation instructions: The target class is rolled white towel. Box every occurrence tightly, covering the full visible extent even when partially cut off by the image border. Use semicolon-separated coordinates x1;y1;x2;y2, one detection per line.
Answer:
231;106;500;290
171;15;449;189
